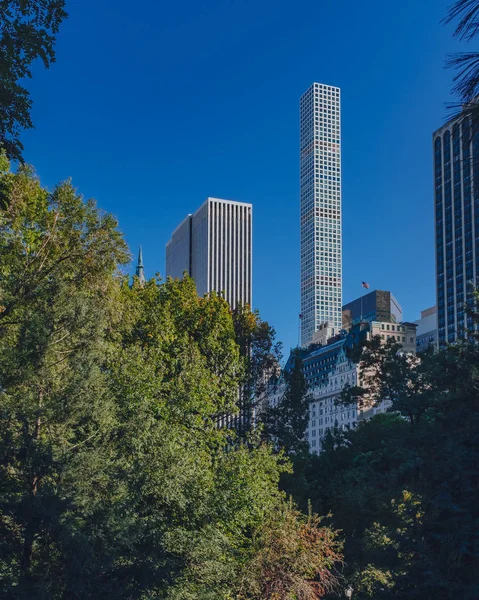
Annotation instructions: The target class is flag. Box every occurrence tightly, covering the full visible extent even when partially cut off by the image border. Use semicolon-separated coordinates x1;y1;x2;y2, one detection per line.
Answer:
299;313;303;319
362;281;370;289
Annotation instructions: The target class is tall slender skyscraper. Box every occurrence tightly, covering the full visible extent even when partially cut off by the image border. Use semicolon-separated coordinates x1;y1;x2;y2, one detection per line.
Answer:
166;197;252;308
433;113;479;345
300;83;342;346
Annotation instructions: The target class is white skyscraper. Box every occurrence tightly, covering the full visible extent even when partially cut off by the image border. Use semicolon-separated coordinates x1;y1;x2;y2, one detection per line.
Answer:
300;83;342;347
166;197;252;309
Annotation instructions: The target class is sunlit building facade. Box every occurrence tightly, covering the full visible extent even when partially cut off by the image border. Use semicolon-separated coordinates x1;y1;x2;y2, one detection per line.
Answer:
166;197;252;309
266;325;402;455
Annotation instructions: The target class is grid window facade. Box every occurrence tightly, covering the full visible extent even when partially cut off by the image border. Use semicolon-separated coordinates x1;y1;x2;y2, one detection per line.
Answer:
300;83;342;346
434;116;479;345
166;198;252;309
207;198;252;309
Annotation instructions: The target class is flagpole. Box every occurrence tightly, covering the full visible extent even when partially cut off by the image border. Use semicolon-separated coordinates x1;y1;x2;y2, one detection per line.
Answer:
360;282;363;324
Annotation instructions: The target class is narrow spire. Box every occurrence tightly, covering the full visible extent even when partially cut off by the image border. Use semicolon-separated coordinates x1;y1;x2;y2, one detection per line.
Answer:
136;246;145;285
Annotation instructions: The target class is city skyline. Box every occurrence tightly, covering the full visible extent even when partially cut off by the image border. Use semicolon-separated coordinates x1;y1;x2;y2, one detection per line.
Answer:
20;0;456;353
2;0;478;594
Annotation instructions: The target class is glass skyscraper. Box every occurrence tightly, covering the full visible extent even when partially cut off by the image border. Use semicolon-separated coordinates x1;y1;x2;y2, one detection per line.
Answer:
434;114;479;345
300;83;342;347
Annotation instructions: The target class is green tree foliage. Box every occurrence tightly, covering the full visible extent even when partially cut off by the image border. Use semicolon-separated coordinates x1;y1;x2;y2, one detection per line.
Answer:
340;337;442;427
263;349;310;456
0;157;342;599
232;303;282;431
295;315;479;600
0;0;67;161
0;156;129;597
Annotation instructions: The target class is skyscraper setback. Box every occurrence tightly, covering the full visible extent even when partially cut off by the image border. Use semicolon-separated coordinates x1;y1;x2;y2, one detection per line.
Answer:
166;197;252;309
300;83;342;347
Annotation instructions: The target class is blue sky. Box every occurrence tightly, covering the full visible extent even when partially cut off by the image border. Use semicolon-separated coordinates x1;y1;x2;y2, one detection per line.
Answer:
22;0;464;355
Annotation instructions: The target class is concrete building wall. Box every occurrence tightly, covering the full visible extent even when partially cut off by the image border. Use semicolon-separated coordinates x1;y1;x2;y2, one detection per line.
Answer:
268;317;417;455
166;198;252;309
191;201;209;297
166;215;192;280
370;321;417;353
414;306;438;352
204;198;252;309
307;358;358;453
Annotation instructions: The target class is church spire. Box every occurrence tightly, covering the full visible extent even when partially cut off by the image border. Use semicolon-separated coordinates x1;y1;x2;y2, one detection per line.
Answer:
136;246;145;285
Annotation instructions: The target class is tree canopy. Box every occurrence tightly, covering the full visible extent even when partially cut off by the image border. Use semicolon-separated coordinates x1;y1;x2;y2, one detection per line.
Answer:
263;349;310;457
0;155;342;599
290;316;479;599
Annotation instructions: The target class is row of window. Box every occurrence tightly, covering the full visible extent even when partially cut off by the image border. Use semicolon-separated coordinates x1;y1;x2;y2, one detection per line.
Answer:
380;323;405;332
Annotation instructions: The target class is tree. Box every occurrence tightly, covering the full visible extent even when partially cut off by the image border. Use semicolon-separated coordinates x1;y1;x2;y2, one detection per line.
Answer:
0;157;343;598
0;155;128;597
263;349;310;456
232;303;282;435
110;280;341;600
339;336;442;428
236;504;343;600
294;303;479;599
0;0;68;161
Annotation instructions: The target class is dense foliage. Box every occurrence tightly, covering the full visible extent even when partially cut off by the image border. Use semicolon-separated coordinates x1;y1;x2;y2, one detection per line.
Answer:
290;326;479;600
2;3;478;597
263;349;310;457
0;156;342;599
230;303;282;435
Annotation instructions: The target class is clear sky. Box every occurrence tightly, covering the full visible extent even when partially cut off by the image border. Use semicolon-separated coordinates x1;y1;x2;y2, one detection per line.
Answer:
22;0;465;356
